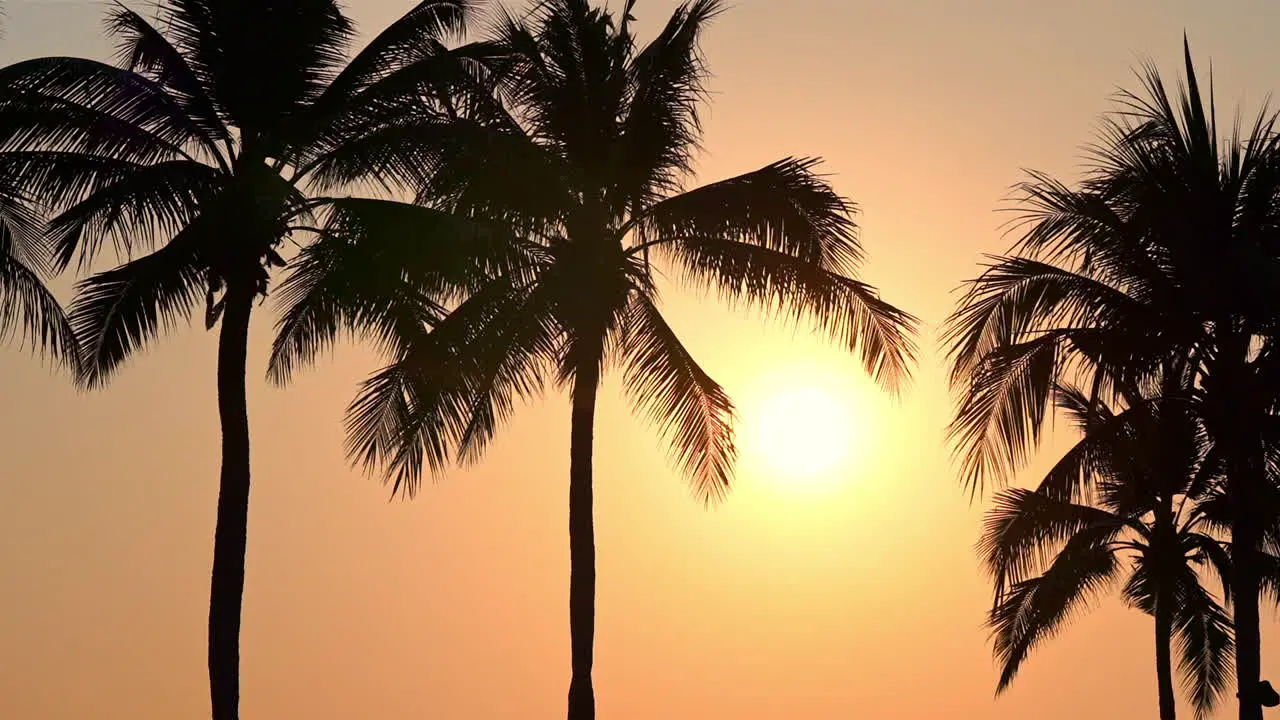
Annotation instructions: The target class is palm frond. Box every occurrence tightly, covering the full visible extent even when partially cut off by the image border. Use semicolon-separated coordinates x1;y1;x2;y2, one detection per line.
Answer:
945;256;1147;391
319;197;544;293
1120;559;1158;615
489;0;627;180
104;3;230;160
69;231;206;388
269;198;543;383
949;332;1065;496
617;0;722;206
656;237;916;393
617;291;734;503
980;487;1128;600
635;158;862;274
268;229;445;386
1053;382;1117;429
1258;551;1280;605
1030;384;1128;504
989;529;1121;693
0;185;53;278
1172;564;1234;719
0;245;76;365
412;120;574;235
1009;170;1169;300
294;41;500;181
46;159;220;271
0;152;140;213
317;0;472;104
0;57;209;162
345;275;561;495
1183;532;1232;604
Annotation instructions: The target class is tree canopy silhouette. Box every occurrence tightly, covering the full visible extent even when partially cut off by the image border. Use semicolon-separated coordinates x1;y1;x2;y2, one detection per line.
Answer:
981;366;1235;719
947;40;1280;720
269;1;916;718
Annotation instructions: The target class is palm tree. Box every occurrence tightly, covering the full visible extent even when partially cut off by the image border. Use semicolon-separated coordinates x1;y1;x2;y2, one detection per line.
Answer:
944;41;1280;719
981;371;1234;719
0;2;486;717
269;2;916;718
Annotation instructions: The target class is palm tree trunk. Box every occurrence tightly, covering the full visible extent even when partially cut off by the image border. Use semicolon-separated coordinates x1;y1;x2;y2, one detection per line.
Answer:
1155;587;1177;720
566;352;601;720
1232;477;1263;720
1212;331;1265;720
208;279;256;720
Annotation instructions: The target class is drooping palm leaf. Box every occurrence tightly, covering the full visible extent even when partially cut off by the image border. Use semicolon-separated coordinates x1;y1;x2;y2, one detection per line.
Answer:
990;529;1122;692
345;275;560;494
656;237;915;391
1171;563;1234;718
617;291;734;502
69;229;206;387
981;487;1129;600
0;232;76;363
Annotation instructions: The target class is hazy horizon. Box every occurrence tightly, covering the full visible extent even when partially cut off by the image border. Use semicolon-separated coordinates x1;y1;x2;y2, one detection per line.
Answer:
2;1;1279;718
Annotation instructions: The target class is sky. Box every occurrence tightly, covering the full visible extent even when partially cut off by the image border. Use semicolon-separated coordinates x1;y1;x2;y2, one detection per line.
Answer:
2;0;1280;718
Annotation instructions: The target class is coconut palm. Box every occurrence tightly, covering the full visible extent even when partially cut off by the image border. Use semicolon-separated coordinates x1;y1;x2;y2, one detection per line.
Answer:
945;41;1280;719
0;1;485;717
982;369;1235;719
268;2;916;718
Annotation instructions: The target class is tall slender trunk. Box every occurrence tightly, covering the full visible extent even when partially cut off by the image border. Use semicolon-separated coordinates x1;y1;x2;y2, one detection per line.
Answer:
1155;583;1177;720
208;279;256;720
1202;327;1267;720
1217;329;1265;720
1233;475;1263;720
566;352;601;720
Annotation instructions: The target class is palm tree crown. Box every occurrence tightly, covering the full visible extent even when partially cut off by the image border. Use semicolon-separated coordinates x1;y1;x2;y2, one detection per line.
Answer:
274;0;917;495
982;372;1234;719
0;0;475;383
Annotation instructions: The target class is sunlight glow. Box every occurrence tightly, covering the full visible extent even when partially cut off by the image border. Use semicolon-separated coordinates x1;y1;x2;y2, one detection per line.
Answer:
744;374;864;489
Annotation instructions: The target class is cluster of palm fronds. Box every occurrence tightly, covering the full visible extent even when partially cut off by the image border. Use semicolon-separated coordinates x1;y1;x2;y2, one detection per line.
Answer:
948;40;1280;720
0;2;916;720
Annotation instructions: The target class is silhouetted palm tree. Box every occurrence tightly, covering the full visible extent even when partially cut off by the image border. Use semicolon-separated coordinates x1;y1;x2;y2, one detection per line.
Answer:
982;370;1234;719
945;41;1280;720
0;2;480;717
270;2;916;718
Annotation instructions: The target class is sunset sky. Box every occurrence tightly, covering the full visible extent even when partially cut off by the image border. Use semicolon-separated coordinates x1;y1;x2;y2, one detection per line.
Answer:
3;1;1280;718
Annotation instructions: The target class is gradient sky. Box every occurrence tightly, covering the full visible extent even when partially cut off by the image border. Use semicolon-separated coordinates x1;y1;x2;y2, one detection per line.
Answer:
3;1;1280;718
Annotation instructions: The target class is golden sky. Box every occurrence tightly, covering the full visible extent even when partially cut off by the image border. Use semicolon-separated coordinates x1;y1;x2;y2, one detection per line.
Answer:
2;1;1279;718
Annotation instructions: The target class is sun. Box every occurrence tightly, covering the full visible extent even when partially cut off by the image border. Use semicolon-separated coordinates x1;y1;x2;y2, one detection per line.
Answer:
748;383;858;483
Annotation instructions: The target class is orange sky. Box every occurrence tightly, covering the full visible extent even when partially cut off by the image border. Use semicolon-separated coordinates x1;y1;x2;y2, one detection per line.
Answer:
3;1;1279;718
